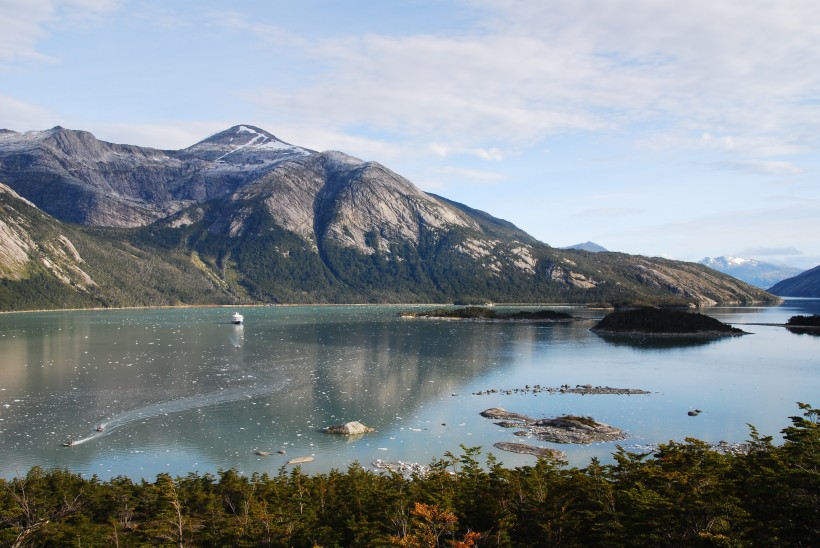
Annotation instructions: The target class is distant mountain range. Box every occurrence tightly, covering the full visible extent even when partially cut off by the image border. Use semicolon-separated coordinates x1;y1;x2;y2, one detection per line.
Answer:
699;256;802;289
563;241;608;253
0;125;779;310
768;265;820;297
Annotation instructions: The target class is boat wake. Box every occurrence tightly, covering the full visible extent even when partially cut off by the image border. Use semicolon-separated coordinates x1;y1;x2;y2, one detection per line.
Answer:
62;381;289;447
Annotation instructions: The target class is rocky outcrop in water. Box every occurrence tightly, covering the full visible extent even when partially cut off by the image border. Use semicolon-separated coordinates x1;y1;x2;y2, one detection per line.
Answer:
323;421;375;435
481;407;626;444
492;442;566;458
474;384;651;396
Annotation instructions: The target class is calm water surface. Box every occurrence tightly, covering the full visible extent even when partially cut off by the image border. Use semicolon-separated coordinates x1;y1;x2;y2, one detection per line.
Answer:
0;300;818;479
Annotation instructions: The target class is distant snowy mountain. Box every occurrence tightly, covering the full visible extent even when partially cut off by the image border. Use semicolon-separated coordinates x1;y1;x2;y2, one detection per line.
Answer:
563;241;608;253
699;256;802;289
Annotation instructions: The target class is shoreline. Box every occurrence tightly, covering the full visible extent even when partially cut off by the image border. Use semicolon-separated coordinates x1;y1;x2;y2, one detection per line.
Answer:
0;297;795;316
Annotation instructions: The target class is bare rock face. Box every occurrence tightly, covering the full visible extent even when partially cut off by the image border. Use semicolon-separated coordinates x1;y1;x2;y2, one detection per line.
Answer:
0;183;95;290
323;421;375;435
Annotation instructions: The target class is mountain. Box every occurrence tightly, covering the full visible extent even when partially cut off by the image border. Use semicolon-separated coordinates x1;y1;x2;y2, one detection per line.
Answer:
0;125;310;227
768;265;820;297
700;256;803;289
0;125;780;310
563;241;608;253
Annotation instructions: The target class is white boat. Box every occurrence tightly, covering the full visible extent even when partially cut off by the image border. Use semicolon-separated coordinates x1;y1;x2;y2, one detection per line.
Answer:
231;312;244;324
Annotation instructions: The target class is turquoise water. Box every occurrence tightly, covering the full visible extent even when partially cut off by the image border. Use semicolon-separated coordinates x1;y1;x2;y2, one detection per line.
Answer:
0;300;817;479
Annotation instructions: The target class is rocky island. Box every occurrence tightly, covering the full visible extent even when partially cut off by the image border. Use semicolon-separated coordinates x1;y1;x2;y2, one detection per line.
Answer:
399;307;574;321
785;314;820;335
590;307;746;337
480;407;626;445
786;314;820;327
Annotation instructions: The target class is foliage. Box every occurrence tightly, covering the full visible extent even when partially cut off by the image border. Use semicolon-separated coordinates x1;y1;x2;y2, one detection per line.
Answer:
786;314;820;326
0;405;817;546
404;307;573;320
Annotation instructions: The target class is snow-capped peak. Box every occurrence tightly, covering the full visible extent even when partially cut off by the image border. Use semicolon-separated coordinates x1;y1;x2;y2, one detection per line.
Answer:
702;255;757;268
185;125;313;163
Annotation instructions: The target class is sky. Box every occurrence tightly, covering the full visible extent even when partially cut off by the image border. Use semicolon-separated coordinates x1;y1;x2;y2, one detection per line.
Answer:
1;0;819;269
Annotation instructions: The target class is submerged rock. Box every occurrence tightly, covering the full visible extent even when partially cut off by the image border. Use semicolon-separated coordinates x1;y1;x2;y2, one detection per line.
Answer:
529;416;625;444
480;408;533;422
493;442;566;458
287;456;314;465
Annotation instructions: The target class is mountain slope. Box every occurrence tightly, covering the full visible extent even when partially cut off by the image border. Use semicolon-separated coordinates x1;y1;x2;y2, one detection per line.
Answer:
0;125;781;310
700;256;802;289
0;183;239;310
768;265;820;297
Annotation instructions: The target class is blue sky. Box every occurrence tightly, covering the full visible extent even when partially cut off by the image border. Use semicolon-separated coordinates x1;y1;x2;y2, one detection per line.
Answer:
2;0;819;269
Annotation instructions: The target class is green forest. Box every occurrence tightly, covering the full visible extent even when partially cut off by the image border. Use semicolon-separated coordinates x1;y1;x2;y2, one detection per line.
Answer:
1;403;817;547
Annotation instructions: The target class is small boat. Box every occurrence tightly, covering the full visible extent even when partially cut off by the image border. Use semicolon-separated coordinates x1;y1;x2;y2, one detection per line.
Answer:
63;441;76;447
231;312;244;324
96;424;104;432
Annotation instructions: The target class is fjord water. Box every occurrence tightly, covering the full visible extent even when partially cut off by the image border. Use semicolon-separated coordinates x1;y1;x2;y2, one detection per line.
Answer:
0;300;817;480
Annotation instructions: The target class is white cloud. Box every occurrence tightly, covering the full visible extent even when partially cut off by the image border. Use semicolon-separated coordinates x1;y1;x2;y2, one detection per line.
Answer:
739;246;803;257
234;0;820;164
207;9;306;48
0;94;58;129
573;207;642;218
716;160;802;176
0;0;119;63
429;166;507;183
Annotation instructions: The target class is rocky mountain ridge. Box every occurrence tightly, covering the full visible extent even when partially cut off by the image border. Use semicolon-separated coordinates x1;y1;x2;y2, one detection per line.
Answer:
0;125;310;227
0;125;781;309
